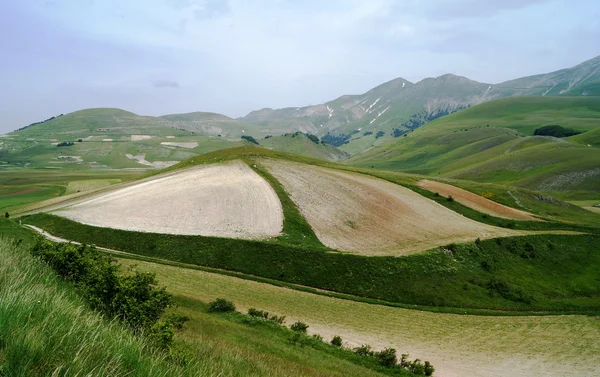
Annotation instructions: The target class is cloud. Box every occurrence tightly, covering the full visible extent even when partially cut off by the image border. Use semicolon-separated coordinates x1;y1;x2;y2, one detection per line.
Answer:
153;79;180;88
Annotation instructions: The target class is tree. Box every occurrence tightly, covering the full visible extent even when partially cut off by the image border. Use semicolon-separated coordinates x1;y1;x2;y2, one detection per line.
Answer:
4;212;9;218
330;335;343;347
290;321;309;333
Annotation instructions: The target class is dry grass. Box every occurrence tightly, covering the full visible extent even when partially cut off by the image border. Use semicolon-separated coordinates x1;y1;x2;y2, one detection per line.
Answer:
118;257;600;377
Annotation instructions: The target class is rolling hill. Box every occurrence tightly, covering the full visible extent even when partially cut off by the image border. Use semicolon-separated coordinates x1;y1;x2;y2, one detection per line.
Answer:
350;96;600;199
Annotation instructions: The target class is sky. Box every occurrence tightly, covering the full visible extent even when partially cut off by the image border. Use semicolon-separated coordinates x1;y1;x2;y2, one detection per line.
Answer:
1;0;599;133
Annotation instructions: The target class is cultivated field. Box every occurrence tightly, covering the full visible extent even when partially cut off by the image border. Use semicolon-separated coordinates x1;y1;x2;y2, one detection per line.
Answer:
119;257;600;377
417;179;539;221
53;161;284;239
263;160;524;255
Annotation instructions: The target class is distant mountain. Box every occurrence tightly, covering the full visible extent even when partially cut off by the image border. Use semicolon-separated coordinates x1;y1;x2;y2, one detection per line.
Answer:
11;55;600;156
239;55;600;153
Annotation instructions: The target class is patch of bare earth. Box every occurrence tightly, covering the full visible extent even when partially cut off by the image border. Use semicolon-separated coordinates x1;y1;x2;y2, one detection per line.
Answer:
53;160;283;239
160;141;198;149
418;180;540;221
262;160;525;255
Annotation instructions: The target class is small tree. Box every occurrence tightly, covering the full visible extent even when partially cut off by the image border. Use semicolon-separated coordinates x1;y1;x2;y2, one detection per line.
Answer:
375;348;397;367
290;321;309;333
208;298;236;313
330;335;343;347
4;212;9;218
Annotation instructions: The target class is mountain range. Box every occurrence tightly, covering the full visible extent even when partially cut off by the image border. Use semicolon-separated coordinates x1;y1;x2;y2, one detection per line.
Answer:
9;55;600;156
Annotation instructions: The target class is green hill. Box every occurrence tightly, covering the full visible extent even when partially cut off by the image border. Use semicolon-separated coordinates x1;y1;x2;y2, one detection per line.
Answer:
259;132;349;161
350;97;600;199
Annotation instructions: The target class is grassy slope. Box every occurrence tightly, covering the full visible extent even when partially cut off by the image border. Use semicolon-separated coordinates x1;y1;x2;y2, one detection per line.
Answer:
259;133;349;161
23;213;600;313
350;97;600;199
0;170;146;214
0;225;405;377
119;256;600;377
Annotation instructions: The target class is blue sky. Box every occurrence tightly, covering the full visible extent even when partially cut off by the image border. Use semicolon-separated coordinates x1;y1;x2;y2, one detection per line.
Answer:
1;0;599;132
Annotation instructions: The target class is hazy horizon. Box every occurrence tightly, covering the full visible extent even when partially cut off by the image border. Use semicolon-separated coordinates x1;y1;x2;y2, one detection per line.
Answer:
1;0;599;133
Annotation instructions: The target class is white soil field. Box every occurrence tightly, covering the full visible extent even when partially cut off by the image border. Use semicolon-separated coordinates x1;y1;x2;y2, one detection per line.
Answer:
130;134;152;141
263;160;524;255
124;153;178;168
418;180;540;221
160;141;199;149
53;161;283;239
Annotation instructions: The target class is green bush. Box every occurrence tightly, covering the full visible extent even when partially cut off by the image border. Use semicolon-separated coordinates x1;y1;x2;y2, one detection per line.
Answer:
424;361;435;376
241;135;259;145
375;347;397;367
290;321;309;333
248;308;270;319
30;239;182;348
269;314;286;324
330;335;343;347
353;344;374;357
208;298;236;313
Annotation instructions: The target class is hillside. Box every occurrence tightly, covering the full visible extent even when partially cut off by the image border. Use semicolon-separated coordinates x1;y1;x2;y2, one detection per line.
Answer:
350;97;600;199
259;132;349;161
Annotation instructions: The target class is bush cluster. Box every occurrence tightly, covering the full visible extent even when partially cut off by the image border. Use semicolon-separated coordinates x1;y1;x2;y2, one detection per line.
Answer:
57;141;75;147
241;135;259;145
31;239;187;350
208;298;236;312
248;308;286;324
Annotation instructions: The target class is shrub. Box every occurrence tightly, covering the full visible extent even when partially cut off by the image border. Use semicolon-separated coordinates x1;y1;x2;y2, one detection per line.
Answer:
248;308;269;319
269;314;286;324
57;141;75;147
424;361;435;376
375;131;385;138
410;359;425;375
208;298;236;313
290;321;309;333
311;334;324;342
363;131;373;136
353;344;374;357
400;354;410;368
331;335;343;347
446;195;454;202
306;134;320;143
375;347;397;367
4;212;9;218
241;135;259;145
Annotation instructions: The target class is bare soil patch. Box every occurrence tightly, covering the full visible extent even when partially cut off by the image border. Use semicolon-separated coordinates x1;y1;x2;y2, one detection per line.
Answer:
124;154;178;168
418;180;540;221
263;160;524;255
53;161;283;239
160;141;198;149
130;134;152;141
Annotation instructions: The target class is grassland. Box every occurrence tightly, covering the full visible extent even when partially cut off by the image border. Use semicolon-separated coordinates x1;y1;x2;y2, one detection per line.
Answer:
22;213;600;313
116;255;600;377
0;225;412;377
350;97;600;200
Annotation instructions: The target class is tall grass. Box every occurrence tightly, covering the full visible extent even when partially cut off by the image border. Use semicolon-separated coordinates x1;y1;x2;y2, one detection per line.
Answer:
0;238;211;377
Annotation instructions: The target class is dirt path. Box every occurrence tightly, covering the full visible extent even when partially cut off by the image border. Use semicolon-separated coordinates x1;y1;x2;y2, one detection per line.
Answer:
418;180;540;221
262;160;527;256
53;160;284;240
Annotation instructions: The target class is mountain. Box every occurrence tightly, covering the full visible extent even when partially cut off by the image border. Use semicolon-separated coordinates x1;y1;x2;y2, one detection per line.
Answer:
239;55;600;153
350;96;600;199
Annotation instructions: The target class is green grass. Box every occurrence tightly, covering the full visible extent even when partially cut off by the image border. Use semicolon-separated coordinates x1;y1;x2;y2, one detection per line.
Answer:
0;170;146;214
350;97;600;199
23;213;600;313
245;159;323;247
0;235;414;377
117;255;600;377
